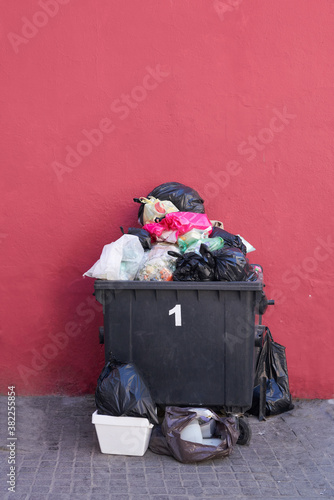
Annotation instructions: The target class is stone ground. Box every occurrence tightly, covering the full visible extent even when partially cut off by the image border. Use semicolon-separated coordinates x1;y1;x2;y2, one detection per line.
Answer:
1;396;334;500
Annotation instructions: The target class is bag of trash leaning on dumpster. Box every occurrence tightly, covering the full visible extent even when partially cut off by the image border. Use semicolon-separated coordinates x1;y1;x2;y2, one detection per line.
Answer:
95;357;158;425
249;327;294;419
149;406;239;463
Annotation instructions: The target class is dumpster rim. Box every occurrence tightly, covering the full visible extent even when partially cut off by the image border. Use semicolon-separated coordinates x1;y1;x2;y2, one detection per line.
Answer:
93;279;263;291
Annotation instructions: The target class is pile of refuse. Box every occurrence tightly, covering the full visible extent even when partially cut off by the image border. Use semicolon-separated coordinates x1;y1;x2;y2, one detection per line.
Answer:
84;181;261;283
89;182;294;462
93;356;239;463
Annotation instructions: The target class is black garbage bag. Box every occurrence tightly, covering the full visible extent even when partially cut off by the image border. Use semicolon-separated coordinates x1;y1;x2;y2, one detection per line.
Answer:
249;328;294;419
210;227;247;255
135;182;205;225
168;245;215;281
149;406;239;463
95;358;158;424
149;425;173;457
213;247;255;281
120;226;152;250
169;245;256;282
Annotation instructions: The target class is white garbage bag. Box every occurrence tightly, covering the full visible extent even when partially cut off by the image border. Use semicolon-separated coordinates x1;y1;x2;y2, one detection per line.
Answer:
83;234;145;280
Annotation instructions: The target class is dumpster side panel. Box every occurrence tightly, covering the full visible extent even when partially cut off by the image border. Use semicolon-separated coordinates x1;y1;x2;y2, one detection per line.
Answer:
99;284;257;411
130;288;225;406
224;290;256;411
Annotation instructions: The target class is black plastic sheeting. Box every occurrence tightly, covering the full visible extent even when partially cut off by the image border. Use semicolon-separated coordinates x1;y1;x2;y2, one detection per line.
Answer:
95;359;158;424
249;327;294;418
210;227;247;255
213;247;256;282
149;406;239;463
169;244;257;282
136;182;205;225
168;245;215;281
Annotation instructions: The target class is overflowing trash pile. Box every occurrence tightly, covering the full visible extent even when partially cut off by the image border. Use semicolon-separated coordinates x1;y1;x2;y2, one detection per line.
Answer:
88;182;293;463
84;181;260;283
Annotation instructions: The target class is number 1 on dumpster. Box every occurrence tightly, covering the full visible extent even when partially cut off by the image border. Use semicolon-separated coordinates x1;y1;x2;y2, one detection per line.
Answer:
169;304;182;326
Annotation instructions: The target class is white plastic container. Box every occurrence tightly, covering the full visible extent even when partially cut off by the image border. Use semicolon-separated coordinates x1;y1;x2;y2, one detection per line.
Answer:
180;419;203;444
92;411;153;456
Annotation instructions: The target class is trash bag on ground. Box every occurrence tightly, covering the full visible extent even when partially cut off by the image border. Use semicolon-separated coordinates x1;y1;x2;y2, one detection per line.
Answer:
121;227;152;250
249;327;294;419
95;358;158;425
169;244;216;281
133;196;179;225
213;247;255;282
149;406;239;463
136;182;205;225
210;227;247;255
144;212;212;243
136;243;178;281
83;234;144;280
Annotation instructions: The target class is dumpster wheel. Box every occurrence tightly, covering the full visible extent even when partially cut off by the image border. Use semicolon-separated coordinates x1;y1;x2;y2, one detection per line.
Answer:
237;417;252;446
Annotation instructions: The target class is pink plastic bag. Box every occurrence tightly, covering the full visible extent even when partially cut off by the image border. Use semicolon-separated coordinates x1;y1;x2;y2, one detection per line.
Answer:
144;212;212;241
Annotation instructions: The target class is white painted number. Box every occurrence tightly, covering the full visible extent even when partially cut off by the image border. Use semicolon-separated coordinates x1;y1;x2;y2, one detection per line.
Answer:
169;304;182;327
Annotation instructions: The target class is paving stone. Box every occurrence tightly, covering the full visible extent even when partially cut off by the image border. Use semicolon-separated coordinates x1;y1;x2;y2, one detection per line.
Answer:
2;396;334;499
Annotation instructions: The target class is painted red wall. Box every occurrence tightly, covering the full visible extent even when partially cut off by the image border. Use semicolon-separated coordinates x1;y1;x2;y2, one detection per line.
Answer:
1;0;333;397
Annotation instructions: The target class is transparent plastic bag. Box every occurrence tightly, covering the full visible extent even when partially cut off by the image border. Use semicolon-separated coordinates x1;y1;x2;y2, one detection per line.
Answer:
136;243;178;281
177;228;211;252
185;237;224;255
83;234;144;280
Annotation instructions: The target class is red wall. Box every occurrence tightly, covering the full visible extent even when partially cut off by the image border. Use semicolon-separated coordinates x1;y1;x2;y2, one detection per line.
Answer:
1;0;334;397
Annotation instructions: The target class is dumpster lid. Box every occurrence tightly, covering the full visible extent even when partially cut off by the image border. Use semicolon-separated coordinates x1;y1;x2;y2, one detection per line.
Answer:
94;280;263;291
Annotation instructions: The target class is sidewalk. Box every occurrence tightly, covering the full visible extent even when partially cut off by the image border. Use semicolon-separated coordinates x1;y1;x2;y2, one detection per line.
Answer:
1;396;334;500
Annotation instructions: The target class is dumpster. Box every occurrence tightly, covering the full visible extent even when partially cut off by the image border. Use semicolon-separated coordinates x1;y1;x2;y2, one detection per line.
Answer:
94;280;263;418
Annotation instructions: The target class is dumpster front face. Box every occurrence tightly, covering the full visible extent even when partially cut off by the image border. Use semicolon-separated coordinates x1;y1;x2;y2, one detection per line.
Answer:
95;281;263;414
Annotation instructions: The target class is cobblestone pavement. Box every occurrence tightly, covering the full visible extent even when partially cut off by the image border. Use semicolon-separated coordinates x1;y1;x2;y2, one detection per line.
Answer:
1;396;334;499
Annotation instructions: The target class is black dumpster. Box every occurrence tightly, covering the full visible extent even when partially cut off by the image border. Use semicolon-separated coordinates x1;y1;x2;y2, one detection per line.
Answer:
94;280;263;417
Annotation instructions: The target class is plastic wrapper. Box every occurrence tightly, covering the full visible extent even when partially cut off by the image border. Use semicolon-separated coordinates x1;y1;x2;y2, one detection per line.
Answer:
184;236;224;255
151;230;179;244
168;245;216;281
83;234;144;280
136;182;205;225
144;212;212;242
95;358;159;425
149;406;239;463
249;328;294;418
177;228;212;252
133;196;178;225
136;243;178;281
210;227;247;255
